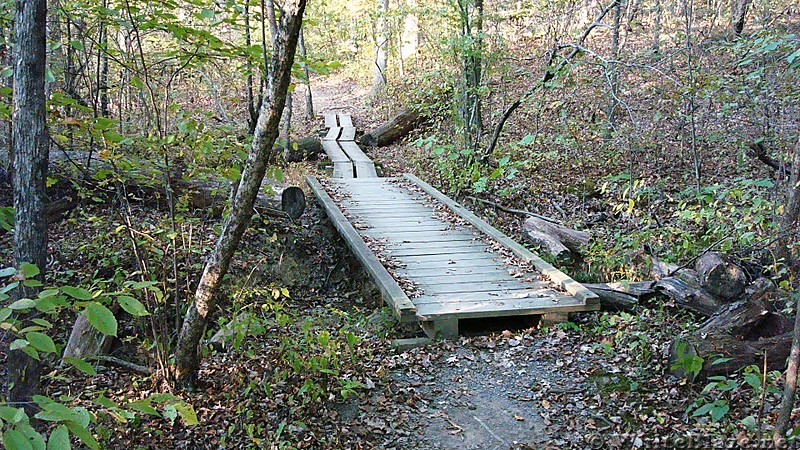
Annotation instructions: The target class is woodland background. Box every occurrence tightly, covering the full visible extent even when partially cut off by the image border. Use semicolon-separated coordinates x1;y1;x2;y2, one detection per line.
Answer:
0;0;799;448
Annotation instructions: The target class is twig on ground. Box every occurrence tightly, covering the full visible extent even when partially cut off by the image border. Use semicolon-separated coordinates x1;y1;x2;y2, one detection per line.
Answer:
95;355;152;375
466;196;562;225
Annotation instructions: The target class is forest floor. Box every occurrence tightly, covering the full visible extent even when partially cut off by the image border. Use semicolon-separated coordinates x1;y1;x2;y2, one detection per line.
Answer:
0;71;790;449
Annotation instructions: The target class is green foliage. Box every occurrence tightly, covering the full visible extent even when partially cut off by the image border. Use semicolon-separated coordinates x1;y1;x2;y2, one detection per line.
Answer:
0;267;197;449
414;134;523;196
670;341;704;379
585;175;779;282
0;207;12;232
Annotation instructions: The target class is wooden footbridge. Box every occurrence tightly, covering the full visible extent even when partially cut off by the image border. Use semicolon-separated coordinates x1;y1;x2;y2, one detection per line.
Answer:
306;113;599;340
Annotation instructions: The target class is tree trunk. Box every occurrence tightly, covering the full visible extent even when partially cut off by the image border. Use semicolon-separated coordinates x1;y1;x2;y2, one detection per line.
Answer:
62;311;113;362
731;0;750;35
7;0;48;409
605;0;623;137
774;136;800;446
173;0;307;385
694;252;747;300
299;28;314;121
372;0;389;94
457;0;483;152
360;108;423;147
778;137;800;263
652;0;661;53
522;216;590;262
281;93;293;159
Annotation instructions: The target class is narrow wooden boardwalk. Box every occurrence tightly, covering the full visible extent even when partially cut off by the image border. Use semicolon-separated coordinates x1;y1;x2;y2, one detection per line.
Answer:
308;113;598;339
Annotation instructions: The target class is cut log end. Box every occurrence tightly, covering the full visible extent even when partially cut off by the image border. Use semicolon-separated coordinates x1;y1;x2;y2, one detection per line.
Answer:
695;252;747;300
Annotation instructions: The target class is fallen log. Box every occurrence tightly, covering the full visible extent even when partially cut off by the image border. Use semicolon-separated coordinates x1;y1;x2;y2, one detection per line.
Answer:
186;178;306;220
669;298;793;380
695;252;747;300
49;150;306;220
522;216;590;262
654;269;724;316
360;108;423;147
584;281;657;310
284;137;324;163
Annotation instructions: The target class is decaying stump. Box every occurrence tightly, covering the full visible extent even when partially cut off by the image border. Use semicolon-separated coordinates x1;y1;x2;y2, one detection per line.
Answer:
522;216;590;262
695;252;747;300
669;298;793;379
62;310;113;362
360;108;423;147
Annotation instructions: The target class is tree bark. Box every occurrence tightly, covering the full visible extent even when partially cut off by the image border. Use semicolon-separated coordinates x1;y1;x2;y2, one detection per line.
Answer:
173;0;307;385
360;108;423;147
774;294;800;446
7;0;48;409
372;0;389;94
457;0;483;152
654;269;724;316
605;0;623;137
778;137;800;263
731;0;750;36
584;281;656;310
774;137;800;446
299;28;314;121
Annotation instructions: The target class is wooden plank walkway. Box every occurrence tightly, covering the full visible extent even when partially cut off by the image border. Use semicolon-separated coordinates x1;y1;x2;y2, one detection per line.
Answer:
320;113;377;179
310;114;598;339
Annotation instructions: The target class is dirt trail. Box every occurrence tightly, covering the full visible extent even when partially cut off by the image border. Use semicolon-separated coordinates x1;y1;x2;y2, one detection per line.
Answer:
302;75;372;128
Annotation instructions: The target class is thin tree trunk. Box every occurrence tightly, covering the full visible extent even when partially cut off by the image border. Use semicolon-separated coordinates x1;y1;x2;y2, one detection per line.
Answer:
265;0;291;158
372;0;389;94
245;1;258;132
299;28;314;121
173;0;307;386
282;93;292;157
99;0;109;117
7;0;48;410
774;289;800;446
606;0;623;138
778;138;800;262
653;0;662;53
458;0;483;153
731;0;750;35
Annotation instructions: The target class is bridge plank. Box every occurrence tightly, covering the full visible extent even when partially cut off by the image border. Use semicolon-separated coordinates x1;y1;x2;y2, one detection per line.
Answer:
324;113;338;128
338;114;353;127
323;127;341;141
404;173;600;308
339;127;357;141
306;176;416;321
